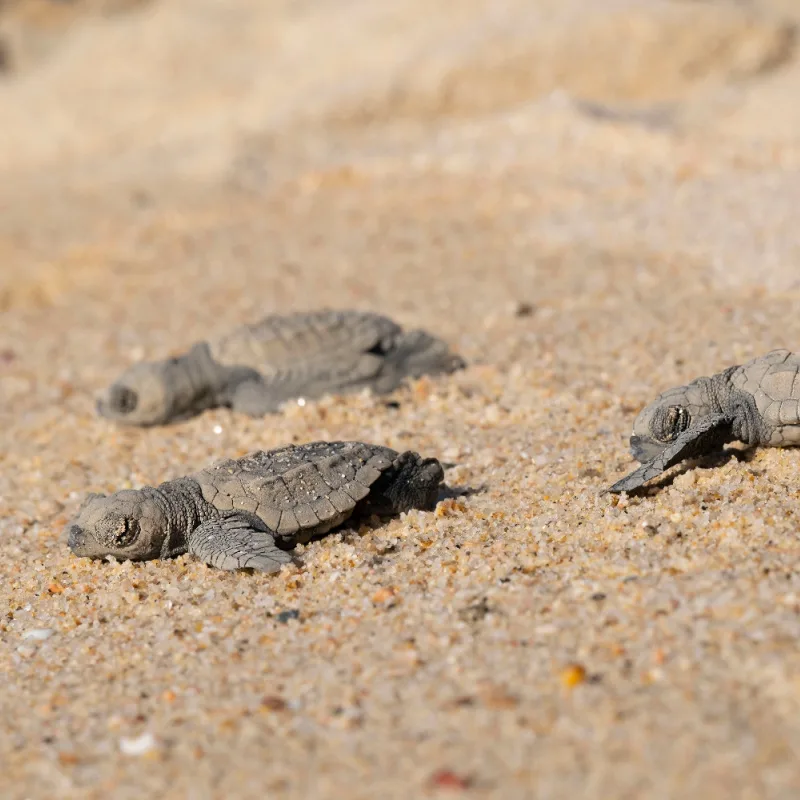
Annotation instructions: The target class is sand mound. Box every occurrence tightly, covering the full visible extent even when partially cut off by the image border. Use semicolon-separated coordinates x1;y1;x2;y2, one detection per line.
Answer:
326;1;796;124
0;0;154;73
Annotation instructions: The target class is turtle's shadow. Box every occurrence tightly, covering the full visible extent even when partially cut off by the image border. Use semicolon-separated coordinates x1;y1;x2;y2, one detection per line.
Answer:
438;482;485;502
620;446;755;496
303;482;485;544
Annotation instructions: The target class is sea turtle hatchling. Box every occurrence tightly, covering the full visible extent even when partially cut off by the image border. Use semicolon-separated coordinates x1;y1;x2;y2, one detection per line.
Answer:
67;441;444;571
608;349;800;493
97;309;465;426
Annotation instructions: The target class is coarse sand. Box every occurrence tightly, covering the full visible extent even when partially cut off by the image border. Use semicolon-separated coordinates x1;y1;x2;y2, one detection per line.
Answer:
3;0;800;797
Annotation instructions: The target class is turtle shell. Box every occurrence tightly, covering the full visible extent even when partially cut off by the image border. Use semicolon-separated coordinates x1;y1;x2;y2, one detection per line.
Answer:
191;441;398;538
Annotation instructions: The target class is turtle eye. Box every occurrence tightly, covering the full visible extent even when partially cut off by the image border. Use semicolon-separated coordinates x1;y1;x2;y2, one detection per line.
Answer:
110;385;138;413
112;519;139;547
653;405;691;442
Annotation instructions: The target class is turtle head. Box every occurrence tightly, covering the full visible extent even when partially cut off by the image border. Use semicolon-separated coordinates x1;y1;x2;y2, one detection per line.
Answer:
97;345;217;426
629;390;694;463
96;360;175;426
66;489;168;562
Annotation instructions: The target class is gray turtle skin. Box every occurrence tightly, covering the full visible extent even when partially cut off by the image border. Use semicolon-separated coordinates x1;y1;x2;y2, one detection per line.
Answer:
608;349;800;493
67;441;444;571
97;309;465;426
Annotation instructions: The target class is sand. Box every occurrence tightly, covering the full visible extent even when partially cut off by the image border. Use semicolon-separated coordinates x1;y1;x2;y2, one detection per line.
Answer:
2;0;800;797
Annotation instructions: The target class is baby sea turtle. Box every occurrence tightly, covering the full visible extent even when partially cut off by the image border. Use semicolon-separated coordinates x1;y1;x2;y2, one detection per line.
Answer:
67;441;444;571
608;349;800;493
97;309;464;426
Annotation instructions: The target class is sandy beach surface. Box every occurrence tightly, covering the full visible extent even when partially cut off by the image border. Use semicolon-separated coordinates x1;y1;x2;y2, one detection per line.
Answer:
3;0;800;797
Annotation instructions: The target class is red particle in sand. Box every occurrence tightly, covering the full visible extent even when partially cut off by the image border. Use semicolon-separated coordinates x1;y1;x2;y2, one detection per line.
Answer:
429;769;472;790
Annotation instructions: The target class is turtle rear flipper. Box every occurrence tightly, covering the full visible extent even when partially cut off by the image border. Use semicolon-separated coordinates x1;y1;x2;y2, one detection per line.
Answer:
355;451;444;516
187;511;295;572
372;330;465;394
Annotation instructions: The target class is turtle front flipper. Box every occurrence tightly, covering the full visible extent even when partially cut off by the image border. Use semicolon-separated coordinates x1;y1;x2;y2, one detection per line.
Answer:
187;511;295;572
229;378;284;416
607;413;732;494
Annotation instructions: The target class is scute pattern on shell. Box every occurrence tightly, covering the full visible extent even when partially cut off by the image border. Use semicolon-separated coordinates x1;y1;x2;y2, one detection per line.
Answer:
191;441;397;536
730;350;800;445
209;309;400;374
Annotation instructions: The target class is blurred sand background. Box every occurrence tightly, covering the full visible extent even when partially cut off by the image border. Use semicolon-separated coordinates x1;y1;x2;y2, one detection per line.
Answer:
3;0;800;797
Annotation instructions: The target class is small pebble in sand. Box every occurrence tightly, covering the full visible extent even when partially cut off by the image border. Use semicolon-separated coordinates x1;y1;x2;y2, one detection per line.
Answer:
641;519;659;534
560;663;587;689
260;696;289;712
428;769;473;790
119;732;158;756
371;586;397;604
513;301;535;318
22;628;54;641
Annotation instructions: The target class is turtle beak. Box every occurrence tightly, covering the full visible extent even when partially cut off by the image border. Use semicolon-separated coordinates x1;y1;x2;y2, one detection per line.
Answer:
66;524;102;558
97;385;139;418
67;524;86;552
630;435;664;463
